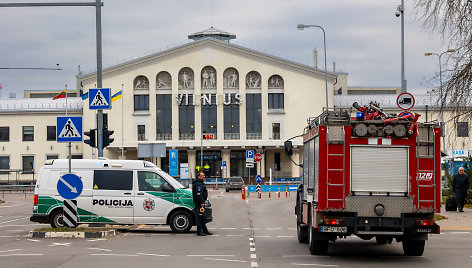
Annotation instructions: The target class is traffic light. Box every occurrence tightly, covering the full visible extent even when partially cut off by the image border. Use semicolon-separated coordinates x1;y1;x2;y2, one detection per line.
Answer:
102;128;114;148
84;129;97;148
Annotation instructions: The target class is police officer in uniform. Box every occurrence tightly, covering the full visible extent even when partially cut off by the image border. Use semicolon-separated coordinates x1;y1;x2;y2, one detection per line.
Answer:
192;172;213;236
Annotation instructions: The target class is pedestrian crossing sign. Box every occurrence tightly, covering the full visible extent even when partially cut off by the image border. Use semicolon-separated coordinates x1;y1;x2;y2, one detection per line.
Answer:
57;116;83;142
89;88;111;110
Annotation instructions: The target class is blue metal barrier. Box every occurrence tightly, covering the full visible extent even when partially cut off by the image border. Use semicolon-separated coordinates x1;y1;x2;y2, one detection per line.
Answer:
248;185;298;192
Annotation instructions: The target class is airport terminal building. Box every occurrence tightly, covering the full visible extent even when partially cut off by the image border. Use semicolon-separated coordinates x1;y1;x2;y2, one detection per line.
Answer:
76;28;338;180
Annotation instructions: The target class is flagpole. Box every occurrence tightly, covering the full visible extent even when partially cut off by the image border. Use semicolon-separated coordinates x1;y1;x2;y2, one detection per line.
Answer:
121;84;124;159
65;84;71;174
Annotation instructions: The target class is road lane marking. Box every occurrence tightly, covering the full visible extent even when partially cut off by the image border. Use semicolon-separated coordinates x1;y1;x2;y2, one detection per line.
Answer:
451;231;470;234
267;227;282;230
252;261;258;267
254;235;270;238
86;238;108;242
0;254;43;257
283;255;327;258
204;257;247;263
0;249;22;253
0;217;28;225
249;237;254;241
226;234;243;237
91;254;138;257
220;227;237;230
250;242;255;246
49;243;71;247
27;239;41;242
0;204;24;208
250;254;257;259
277;235;295;238
292;263;338;267
288;228;297;230
1;236;19;238
250;248;256;252
187;255;235;257
137;253;170;257
88;248;111;252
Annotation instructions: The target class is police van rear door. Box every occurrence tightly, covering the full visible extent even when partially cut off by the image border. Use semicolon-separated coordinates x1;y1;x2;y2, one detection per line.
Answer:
91;169;134;224
134;170;176;224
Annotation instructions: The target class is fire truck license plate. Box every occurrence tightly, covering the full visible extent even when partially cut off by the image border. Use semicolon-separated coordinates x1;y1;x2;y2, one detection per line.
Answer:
320;226;347;233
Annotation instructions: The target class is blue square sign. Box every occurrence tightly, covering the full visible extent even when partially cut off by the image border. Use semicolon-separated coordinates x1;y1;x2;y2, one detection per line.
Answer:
89;88;111;110
57;117;83;142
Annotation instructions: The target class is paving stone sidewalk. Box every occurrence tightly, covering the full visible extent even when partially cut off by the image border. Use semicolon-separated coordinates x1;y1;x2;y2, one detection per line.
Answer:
437;205;472;230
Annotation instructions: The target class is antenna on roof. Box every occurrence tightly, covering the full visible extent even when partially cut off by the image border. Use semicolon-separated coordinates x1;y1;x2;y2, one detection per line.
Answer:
211;3;214;27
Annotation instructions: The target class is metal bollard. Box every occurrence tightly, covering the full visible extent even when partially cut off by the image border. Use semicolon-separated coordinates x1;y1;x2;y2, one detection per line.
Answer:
258;191;261;199
269;188;271;199
286;187;288;198
278;187;280;198
242;187;246;200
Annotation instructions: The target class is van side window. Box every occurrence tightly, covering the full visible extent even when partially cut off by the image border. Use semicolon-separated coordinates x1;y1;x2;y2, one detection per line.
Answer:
93;170;133;190
138;171;171;192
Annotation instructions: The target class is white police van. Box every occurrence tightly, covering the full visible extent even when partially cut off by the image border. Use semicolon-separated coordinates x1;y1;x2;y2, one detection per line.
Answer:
30;159;212;233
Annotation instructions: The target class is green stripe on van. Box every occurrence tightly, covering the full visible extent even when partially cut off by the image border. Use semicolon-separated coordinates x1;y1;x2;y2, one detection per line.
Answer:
36;196;115;224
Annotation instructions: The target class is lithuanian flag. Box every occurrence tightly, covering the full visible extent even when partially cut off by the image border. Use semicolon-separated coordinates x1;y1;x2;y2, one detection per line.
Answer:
52;90;66;100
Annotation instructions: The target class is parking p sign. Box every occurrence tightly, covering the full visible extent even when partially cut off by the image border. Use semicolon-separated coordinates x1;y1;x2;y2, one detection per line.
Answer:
246;150;254;163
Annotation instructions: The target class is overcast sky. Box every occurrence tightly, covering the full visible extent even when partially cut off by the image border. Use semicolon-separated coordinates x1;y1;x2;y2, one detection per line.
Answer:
0;0;450;98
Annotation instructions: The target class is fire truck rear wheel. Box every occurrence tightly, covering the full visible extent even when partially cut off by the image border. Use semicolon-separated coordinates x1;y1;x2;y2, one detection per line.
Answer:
297;223;308;244
402;240;425;256
308;207;328;255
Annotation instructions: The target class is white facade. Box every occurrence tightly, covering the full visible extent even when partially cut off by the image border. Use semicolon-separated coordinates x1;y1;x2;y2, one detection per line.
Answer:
77;35;337;180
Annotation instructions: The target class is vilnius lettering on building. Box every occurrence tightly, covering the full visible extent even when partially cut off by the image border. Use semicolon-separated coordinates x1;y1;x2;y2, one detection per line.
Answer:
176;93;242;106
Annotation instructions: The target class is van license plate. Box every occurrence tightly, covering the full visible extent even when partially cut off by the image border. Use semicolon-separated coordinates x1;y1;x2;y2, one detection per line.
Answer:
320;226;347;233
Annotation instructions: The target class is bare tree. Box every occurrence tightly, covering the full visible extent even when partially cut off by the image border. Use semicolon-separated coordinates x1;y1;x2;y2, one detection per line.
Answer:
415;0;472;119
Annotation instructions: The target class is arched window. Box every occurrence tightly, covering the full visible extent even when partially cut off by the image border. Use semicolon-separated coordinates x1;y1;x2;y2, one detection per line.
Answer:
245;71;261;89
134;75;149;90
223;68;239;89
156;71;172;90
178;67;194;89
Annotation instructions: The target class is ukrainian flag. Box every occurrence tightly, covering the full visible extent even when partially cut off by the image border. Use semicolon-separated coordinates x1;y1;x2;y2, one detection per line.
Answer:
111;91;122;102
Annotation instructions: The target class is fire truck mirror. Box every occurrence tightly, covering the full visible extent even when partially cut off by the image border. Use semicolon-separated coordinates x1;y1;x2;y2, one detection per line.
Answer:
284;141;293;156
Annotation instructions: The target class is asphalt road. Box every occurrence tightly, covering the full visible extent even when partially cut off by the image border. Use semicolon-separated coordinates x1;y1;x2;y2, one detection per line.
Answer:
0;191;471;268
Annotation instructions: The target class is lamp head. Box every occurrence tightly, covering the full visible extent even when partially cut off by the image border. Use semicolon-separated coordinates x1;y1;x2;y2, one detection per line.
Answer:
297;24;306;30
447;49;456;53
424;53;433;56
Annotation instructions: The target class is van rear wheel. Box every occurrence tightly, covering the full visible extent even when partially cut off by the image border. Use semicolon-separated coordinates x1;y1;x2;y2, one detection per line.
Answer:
169;211;192;233
50;210;65;228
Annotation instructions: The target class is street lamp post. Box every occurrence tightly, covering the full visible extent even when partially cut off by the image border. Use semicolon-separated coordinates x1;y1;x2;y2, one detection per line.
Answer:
424;49;456;152
297;24;329;108
395;1;407;93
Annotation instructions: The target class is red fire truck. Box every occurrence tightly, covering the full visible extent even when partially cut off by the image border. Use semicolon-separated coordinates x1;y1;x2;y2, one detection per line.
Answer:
286;106;441;256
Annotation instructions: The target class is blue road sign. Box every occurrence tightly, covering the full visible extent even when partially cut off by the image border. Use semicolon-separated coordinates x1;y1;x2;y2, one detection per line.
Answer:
169;150;178;177
246;150;254;162
89;88;111;110
256;175;262;184
57;117;83;142
57;174;83;200
221;161;227;167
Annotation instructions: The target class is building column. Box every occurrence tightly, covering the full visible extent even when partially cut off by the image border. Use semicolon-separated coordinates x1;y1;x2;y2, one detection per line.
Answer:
187;149;197;179
221;149;231;178
256;149;265;178
155;157;161;168
291;148;301;178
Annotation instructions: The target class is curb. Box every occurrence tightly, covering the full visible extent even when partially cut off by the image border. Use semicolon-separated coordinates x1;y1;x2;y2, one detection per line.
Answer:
28;229;118;239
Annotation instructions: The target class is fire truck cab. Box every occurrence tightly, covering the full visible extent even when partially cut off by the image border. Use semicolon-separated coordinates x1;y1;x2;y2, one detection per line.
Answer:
288;107;441;256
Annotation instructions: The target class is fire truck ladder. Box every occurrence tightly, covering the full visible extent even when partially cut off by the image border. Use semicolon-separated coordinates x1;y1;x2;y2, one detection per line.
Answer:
416;124;437;211
326;126;346;210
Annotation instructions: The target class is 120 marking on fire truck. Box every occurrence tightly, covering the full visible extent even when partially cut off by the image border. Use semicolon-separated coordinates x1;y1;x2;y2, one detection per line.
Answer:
416;172;433;181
